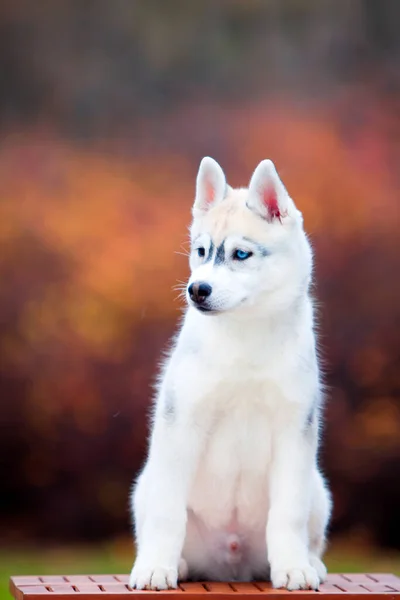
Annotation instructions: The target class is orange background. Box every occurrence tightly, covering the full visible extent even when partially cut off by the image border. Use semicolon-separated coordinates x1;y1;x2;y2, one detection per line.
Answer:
0;1;399;553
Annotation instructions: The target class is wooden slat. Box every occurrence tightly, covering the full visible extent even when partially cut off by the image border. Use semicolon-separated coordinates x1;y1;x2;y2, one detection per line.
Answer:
318;584;346;594
368;575;400;582
89;576;120;583
64;578;96;585
179;583;208;593
330;585;373;595
14;585;52;595
342;577;375;585
360;585;399;593
100;585;132;594
254;582;293;594
230;583;266;594
12;578;45;586
39;586;77;594
328;576;352;583
203;583;236;593
69;584;104;594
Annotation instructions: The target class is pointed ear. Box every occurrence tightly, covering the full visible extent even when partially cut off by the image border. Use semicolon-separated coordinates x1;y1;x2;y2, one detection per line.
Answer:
247;159;288;222
193;157;227;214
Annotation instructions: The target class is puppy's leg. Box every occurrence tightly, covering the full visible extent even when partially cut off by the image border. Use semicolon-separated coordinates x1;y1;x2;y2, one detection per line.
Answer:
130;397;205;591
267;424;320;591
308;470;332;583
179;509;219;582
178;558;189;581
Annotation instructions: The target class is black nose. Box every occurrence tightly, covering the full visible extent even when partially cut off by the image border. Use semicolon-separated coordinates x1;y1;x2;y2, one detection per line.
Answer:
188;282;212;304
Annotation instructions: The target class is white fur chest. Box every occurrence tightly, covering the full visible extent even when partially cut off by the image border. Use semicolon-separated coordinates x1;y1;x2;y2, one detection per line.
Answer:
187;378;274;531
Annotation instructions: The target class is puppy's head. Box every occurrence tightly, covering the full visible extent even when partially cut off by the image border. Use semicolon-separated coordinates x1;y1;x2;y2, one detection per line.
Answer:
186;157;312;317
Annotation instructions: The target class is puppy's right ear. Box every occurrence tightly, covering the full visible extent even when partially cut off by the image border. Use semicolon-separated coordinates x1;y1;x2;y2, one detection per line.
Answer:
193;157;227;215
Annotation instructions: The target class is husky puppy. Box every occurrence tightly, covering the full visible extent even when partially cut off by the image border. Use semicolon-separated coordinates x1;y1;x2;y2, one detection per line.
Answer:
129;158;331;591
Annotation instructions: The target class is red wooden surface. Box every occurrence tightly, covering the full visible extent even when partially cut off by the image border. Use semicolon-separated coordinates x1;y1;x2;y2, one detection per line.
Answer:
9;574;400;600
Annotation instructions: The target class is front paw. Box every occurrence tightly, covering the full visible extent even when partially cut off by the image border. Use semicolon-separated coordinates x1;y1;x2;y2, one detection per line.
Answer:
129;563;178;590
272;566;320;591
309;555;327;583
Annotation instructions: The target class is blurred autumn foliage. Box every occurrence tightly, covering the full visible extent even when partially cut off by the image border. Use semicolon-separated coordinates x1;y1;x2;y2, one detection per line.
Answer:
0;0;399;551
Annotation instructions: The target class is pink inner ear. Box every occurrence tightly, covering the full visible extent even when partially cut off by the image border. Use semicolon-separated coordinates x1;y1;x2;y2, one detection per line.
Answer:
204;177;215;205
263;186;281;220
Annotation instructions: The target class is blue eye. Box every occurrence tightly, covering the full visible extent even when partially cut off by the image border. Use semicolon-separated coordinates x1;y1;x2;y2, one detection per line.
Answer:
197;247;205;258
233;249;253;261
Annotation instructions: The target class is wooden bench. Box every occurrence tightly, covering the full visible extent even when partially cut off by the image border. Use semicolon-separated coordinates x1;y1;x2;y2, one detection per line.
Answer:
9;574;400;600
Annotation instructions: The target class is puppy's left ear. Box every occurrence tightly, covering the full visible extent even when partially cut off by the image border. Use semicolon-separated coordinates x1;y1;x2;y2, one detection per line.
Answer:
247;160;289;222
193;157;228;215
